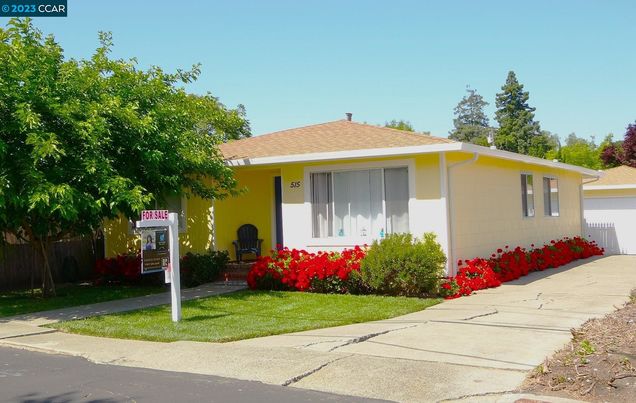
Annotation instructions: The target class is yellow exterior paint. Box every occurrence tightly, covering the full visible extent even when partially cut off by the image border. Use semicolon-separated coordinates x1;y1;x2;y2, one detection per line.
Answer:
584;188;636;198
105;151;587;269
104;194;214;258
213;168;280;260
448;152;583;261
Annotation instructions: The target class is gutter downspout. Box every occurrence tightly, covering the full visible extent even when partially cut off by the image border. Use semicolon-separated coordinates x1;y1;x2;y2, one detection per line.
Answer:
445;152;479;276
580;174;602;238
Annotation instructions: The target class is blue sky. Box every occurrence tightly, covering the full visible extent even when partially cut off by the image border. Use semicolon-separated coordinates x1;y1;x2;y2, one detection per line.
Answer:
9;0;636;142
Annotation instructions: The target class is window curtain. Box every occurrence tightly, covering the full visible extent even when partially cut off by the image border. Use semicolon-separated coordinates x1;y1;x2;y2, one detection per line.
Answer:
384;167;409;233
311;173;332;237
333;170;384;237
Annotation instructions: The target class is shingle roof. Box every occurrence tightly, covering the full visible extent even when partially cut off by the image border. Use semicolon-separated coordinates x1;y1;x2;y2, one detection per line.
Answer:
219;120;454;160
594;165;636;186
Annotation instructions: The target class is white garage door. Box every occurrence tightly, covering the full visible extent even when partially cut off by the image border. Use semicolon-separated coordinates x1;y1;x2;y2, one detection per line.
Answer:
584;197;636;254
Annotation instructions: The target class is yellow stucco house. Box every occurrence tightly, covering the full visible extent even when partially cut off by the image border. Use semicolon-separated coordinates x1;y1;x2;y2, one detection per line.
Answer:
105;117;600;274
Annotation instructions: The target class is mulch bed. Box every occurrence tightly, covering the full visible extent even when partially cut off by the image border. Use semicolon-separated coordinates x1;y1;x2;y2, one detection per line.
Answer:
521;291;636;402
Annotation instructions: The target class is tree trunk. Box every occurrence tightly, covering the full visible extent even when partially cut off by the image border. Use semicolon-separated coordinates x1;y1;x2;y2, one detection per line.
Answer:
38;238;56;297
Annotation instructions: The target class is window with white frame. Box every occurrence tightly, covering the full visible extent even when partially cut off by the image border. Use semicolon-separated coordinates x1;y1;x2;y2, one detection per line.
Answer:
310;167;409;238
543;177;559;216
521;173;535;217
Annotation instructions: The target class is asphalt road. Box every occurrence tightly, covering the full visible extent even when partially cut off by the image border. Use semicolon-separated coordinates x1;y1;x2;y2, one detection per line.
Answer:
0;346;381;403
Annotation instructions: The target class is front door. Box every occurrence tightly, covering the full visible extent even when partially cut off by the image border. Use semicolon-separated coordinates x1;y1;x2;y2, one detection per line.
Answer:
274;176;284;248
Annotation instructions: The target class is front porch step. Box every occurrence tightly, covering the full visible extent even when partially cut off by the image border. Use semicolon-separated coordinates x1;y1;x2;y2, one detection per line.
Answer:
219;261;255;283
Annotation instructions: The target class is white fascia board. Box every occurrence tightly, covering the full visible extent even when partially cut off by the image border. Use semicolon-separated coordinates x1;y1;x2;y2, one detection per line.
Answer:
583;184;636;190
225;142;463;166
225;141;603;177
459;143;602;177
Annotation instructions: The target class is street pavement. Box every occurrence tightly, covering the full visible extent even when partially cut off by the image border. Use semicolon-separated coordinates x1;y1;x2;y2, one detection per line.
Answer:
2;255;635;402
0;346;381;403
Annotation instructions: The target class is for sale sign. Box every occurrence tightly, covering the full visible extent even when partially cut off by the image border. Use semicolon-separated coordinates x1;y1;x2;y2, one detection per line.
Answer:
141;228;170;274
141;210;169;220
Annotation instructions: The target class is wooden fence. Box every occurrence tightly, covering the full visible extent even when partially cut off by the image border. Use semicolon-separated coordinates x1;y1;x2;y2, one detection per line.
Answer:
0;234;103;291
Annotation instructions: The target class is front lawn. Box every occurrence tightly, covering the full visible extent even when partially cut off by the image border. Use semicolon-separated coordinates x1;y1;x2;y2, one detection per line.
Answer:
0;284;165;318
51;291;439;342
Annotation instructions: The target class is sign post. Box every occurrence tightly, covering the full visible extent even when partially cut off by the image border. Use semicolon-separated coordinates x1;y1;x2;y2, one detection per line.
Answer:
137;210;181;322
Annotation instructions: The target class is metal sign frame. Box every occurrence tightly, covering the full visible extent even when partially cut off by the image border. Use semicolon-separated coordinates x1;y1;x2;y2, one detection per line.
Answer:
137;211;182;322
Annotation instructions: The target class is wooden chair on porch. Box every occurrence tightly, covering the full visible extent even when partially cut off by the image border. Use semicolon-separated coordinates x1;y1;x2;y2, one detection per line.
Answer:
232;224;263;262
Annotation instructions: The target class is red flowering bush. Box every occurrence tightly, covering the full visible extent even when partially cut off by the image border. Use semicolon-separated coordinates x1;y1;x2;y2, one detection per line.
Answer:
94;253;142;284
247;246;366;293
442;258;501;299
442;236;603;299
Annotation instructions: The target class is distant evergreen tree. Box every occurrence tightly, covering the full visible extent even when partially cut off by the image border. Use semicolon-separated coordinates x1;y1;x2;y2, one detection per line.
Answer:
449;86;491;145
494;71;544;156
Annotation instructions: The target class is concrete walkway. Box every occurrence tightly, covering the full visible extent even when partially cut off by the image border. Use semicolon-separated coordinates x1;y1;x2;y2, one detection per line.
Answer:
1;255;635;402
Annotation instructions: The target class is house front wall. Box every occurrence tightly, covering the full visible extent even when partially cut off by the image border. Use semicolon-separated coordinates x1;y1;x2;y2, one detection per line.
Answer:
104;195;214;258
282;154;446;252
213;154;449;260
448;153;583;264
213;168;280;259
105;151;588;271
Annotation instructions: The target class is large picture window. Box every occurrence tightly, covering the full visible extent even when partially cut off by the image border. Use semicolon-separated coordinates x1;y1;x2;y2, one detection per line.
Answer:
521;173;535;217
310;167;409;238
543;177;559;217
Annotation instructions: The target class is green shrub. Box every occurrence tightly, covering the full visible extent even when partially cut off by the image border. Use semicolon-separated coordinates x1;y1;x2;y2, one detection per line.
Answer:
359;233;446;297
180;250;229;288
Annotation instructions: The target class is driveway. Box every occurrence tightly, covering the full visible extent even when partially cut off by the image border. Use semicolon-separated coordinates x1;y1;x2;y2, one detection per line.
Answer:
2;255;635;402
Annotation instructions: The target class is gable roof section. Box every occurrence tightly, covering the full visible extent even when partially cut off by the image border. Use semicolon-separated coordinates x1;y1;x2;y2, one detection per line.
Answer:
584;165;636;189
219;120;454;160
220;119;600;177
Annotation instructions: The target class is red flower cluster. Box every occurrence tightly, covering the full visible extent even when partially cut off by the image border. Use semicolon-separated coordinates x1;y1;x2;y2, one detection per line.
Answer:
442;258;501;298
442;236;603;299
247;246;366;293
94;253;141;284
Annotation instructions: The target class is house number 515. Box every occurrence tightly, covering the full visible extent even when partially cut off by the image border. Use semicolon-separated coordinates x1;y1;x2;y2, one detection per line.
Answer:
290;181;301;188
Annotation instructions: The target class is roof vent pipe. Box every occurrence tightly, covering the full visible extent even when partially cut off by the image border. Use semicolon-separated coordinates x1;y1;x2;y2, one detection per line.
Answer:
345;112;352;121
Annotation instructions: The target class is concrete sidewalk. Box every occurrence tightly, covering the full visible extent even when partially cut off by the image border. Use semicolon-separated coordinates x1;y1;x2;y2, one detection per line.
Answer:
1;255;635;402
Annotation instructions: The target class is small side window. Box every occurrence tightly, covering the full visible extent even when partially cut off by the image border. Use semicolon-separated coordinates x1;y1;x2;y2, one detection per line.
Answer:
543;177;559;217
158;195;187;232
521;174;535;217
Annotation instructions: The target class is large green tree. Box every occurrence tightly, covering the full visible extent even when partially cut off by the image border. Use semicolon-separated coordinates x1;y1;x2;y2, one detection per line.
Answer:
385;119;415;132
449;86;491;145
546;133;606;169
494;71;546;156
0;19;249;295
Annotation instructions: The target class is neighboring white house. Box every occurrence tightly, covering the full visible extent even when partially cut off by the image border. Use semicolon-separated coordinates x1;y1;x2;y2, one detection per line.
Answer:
583;165;636;254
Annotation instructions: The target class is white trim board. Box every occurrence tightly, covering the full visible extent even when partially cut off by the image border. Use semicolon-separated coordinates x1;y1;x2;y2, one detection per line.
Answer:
226;141;601;178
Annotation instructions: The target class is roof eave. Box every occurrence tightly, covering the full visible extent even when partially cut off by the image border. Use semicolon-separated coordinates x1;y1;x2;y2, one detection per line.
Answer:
459;143;602;177
224;142;602;177
224;142;462;167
